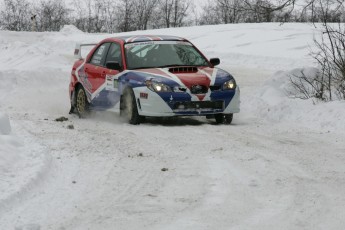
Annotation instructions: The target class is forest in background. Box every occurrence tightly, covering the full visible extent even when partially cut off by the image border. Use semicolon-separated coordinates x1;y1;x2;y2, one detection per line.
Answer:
0;0;344;33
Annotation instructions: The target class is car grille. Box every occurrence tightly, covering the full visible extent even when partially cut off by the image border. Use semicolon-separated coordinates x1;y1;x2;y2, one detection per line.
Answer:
190;85;208;94
173;101;224;110
209;85;221;91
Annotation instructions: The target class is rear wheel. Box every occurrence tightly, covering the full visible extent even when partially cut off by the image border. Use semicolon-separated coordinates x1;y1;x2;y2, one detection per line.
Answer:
215;113;233;124
75;86;89;118
120;87;142;125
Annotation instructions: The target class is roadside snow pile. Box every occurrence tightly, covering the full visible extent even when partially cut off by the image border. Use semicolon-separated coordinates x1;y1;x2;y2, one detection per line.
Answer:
0;112;11;135
59;25;83;34
246;67;345;132
0;118;49;208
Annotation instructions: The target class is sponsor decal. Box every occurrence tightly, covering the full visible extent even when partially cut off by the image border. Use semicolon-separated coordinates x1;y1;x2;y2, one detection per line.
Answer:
140;92;148;99
105;74;119;91
97;45;105;55
125;41;191;48
125;41;154;48
78;66;92;92
74;49;79;55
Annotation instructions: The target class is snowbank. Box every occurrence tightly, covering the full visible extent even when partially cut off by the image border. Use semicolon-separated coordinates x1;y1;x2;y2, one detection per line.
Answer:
0;113;48;211
0;112;11;135
59;25;83;34
246;68;345;133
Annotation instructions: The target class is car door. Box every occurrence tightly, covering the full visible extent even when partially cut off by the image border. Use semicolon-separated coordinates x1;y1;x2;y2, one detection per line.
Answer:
84;42;110;93
103;42;124;105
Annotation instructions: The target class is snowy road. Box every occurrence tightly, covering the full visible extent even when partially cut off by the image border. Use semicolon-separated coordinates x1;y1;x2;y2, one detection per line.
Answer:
3;97;345;230
1;24;345;230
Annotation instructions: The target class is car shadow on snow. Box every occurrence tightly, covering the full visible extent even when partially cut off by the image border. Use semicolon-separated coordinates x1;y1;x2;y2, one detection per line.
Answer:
142;116;204;126
140;116;236;127
72;110;237;127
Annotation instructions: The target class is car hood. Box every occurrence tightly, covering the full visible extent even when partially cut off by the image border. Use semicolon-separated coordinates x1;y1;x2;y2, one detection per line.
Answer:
132;66;233;88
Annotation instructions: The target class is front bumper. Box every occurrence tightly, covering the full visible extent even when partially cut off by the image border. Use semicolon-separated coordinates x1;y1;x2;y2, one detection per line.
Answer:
133;86;240;117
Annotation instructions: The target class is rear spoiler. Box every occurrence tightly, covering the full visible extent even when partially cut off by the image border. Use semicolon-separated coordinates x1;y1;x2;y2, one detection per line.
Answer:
74;43;97;59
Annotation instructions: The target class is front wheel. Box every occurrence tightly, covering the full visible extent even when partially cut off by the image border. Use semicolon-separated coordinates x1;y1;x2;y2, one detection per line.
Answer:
75;86;89;118
120;87;143;125
215;113;233;125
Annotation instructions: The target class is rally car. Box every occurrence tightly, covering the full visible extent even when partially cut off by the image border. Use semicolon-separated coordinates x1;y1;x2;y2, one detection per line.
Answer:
69;35;240;124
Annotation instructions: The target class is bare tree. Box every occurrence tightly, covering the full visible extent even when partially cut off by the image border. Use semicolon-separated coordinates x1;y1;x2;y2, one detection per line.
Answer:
1;0;344;32
172;0;190;27
70;0;87;31
70;0;110;33
215;0;244;23
100;0;117;33
288;69;328;101
133;0;159;30
116;0;136;32
313;23;345;100
93;0;106;32
34;0;70;31
161;0;173;28
158;0;191;28
200;0;345;24
0;0;32;31
290;0;345;101
199;0;289;24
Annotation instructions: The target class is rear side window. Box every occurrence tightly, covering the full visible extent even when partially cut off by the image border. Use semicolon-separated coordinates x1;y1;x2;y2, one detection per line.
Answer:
90;43;110;66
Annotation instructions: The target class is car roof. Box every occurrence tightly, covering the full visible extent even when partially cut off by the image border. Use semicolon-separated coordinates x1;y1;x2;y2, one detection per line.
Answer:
108;35;187;44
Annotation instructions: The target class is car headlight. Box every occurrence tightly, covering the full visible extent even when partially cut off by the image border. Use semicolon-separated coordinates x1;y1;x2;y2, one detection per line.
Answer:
223;79;236;90
146;80;172;92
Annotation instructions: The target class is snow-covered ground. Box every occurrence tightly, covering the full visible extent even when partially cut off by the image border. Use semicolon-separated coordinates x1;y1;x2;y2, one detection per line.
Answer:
1;23;345;230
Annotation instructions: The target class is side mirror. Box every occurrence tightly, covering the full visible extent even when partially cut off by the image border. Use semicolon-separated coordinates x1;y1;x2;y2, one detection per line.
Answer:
210;58;220;66
106;61;122;71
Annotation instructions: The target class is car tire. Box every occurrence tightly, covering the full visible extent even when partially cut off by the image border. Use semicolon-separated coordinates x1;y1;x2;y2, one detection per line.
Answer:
75;86;89;118
120;87;142;125
215;113;233;124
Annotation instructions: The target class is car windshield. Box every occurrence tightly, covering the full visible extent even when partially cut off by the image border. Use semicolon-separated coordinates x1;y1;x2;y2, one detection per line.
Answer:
125;41;209;69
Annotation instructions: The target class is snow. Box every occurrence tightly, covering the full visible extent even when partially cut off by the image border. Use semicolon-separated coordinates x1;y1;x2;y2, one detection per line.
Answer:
1;23;345;230
0;112;11;134
59;25;84;34
246;67;345;132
